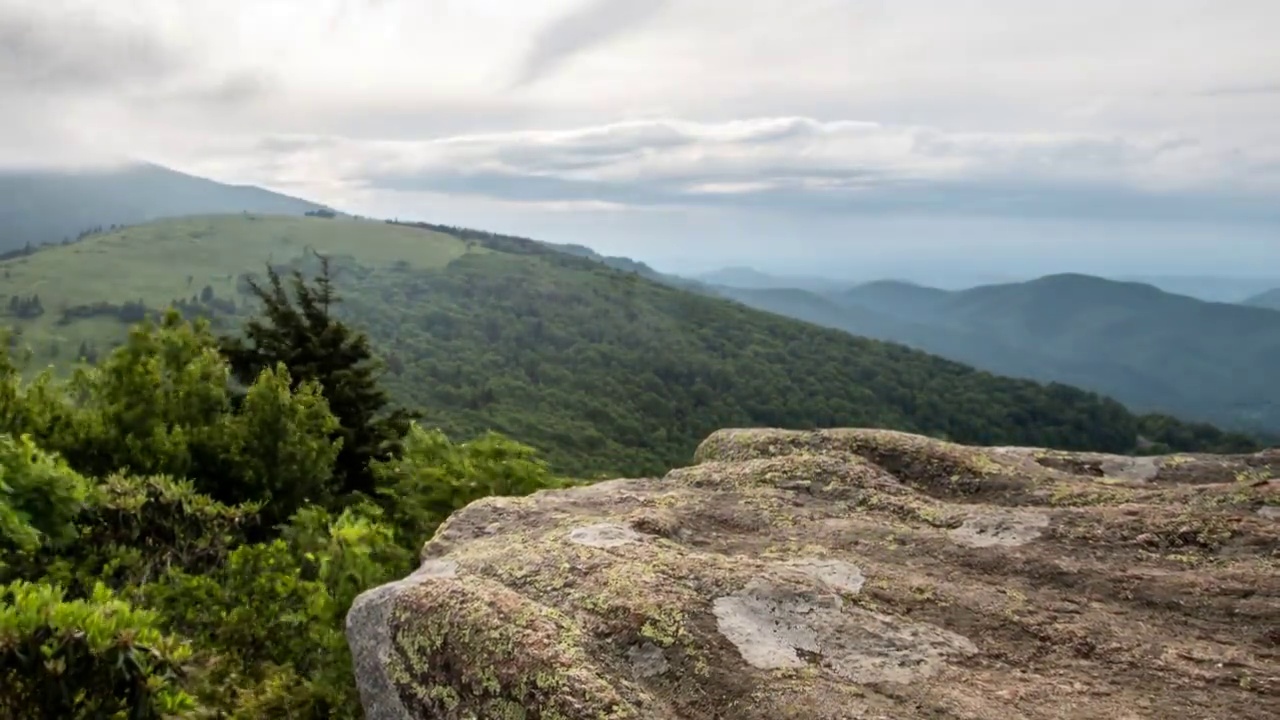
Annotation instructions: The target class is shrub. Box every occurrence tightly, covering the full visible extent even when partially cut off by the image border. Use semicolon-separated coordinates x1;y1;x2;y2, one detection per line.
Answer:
0;269;564;716
0;433;89;553
372;423;564;546
0;581;196;719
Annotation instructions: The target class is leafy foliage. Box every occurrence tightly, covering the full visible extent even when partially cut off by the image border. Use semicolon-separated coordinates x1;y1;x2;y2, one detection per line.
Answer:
0;433;88;553
140;504;407;717
221;254;415;502
0;581;197;719
372;424;569;546
21;474;261;597
220;364;342;526
0;285;562;716
54;311;231;483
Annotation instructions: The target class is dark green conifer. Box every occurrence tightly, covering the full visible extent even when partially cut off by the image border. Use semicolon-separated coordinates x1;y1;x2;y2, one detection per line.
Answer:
219;253;415;499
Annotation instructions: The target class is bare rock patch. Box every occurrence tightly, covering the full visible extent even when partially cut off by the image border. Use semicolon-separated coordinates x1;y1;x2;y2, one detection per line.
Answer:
712;575;976;683
626;642;670;679
949;509;1050;547
567;522;644;548
778;558;867;595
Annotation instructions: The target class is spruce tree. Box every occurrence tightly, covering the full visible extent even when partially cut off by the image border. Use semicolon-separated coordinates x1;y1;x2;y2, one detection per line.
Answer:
219;254;414;500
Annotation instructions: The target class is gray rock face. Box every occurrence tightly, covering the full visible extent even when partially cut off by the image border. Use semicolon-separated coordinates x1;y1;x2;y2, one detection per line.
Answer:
347;427;1280;720
567;522;644;548
710;572;976;680
346;560;457;720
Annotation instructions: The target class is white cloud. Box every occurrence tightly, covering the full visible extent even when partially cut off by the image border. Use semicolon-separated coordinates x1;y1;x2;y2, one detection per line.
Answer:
168;117;1278;225
0;0;1277;272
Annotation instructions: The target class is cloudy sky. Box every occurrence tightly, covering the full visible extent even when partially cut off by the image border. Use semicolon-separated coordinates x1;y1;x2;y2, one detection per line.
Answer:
1;0;1278;281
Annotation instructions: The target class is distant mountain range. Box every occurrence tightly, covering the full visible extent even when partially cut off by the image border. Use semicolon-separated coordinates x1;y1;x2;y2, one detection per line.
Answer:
693;267;1280;304
582;263;1280;434
1121;275;1280;304
706;273;1280;434
0;163;326;252
1243;288;1280;311
693;266;860;292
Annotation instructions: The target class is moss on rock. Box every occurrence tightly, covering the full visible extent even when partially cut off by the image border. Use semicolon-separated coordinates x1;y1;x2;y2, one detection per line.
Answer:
347;428;1280;719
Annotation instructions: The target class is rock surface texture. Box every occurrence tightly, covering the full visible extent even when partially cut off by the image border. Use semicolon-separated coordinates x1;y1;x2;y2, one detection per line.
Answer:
347;428;1280;719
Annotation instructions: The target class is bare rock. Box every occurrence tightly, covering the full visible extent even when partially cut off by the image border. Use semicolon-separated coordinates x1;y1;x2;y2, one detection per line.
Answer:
949;509;1050;548
347;428;1280;719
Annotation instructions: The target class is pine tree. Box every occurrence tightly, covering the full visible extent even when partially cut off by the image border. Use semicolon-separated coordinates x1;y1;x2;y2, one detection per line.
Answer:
219;254;415;500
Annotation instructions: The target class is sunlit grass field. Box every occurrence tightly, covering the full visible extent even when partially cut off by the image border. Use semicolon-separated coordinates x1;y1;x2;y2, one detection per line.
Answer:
0;214;477;372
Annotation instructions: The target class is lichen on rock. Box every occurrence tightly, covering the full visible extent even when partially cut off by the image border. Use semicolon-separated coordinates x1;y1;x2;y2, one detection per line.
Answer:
347;427;1280;719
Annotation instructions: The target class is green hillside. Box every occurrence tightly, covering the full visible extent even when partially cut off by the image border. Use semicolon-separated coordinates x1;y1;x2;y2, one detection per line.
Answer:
0;214;1257;476
716;284;1064;381
0;163;325;253
724;273;1280;434
0;215;464;364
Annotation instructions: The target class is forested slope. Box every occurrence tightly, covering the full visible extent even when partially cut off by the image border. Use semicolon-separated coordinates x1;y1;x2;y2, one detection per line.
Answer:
0;214;1258;476
719;273;1280;435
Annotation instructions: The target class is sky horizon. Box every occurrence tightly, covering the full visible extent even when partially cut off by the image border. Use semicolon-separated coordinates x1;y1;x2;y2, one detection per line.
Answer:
2;0;1277;281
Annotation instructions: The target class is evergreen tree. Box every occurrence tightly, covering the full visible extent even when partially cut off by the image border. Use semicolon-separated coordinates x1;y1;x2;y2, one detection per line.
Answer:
219;254;415;499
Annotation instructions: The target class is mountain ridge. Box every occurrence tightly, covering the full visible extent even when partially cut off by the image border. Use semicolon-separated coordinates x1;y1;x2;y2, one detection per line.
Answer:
691;265;1280;303
0;213;1257;477
694;266;859;292
1243;288;1280;311
0;163;327;253
713;272;1280;434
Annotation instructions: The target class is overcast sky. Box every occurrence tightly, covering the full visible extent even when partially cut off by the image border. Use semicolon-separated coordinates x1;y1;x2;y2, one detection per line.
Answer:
1;0;1277;280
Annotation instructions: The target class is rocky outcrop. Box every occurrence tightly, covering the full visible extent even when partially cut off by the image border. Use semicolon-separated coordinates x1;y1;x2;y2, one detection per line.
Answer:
347;428;1280;719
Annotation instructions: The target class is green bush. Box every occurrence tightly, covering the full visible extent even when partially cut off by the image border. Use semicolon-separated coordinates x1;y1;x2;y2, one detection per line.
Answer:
372;424;564;547
141;507;406;716
0;433;89;553
23;473;260;597
0;580;196;719
0;269;565;716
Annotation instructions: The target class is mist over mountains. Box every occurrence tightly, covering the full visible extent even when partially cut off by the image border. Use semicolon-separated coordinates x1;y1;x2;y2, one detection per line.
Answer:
0;163;324;252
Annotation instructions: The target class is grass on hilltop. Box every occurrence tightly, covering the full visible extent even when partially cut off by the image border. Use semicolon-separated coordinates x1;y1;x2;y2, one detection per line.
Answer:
1;215;474;371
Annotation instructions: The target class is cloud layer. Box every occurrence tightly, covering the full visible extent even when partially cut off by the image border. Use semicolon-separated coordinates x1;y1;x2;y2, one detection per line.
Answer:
0;0;1277;273
202;117;1280;223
